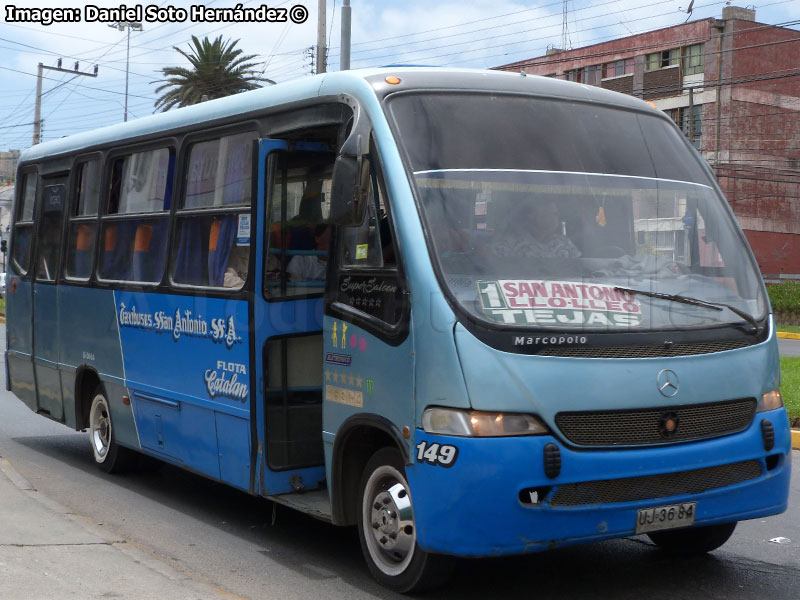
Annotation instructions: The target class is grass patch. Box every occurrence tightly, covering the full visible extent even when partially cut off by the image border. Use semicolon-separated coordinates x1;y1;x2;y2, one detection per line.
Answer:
0;297;4;316
782;357;800;422
777;324;800;334
768;281;800;313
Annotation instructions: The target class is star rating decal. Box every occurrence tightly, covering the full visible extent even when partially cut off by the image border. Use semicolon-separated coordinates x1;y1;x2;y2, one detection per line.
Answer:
325;370;366;389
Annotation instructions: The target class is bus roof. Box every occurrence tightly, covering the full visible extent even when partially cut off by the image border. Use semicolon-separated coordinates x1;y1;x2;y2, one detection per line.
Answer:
19;67;658;164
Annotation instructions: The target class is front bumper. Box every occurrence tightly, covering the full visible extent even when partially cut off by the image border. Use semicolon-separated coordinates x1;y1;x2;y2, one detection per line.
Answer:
406;408;791;557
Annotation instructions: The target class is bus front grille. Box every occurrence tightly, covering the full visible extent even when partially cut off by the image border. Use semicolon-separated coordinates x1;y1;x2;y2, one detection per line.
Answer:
537;339;752;358
555;398;756;447
549;459;763;507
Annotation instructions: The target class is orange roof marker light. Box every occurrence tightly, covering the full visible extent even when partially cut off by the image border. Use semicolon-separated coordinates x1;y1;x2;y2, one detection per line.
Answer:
385;75;402;85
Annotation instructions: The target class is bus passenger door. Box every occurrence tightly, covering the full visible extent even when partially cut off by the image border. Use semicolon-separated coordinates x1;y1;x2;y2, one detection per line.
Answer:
6;171;38;411
31;176;68;421
253;140;334;495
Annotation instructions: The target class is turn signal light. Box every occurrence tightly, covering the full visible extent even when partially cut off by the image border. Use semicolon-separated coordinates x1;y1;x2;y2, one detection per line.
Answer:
757;390;783;412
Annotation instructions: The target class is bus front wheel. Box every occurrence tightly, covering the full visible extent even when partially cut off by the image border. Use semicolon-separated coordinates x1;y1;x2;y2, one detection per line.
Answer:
356;447;455;593
89;385;135;474
647;521;737;555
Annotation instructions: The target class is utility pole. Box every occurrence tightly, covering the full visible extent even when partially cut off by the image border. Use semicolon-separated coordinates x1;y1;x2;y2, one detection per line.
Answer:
316;0;327;74
109;21;143;122
33;63;43;146
340;0;351;70
33;60;99;145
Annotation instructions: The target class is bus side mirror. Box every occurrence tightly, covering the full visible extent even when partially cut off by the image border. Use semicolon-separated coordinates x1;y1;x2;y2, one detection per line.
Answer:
330;151;370;227
329;100;372;227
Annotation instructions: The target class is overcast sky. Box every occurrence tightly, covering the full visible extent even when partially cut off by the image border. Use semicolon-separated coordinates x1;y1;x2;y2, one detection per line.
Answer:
1;0;798;151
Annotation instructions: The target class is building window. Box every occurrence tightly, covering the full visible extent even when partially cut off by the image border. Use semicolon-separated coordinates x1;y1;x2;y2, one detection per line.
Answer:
581;64;602;86
682;44;704;75
564;66;602;85
668;106;703;149
646;49;680;71
602;59;634;78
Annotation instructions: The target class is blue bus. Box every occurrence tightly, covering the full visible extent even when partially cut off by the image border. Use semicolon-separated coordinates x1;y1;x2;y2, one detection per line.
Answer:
7;68;790;592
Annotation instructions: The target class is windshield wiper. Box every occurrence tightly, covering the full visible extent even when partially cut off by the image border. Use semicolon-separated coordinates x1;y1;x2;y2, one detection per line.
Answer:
613;287;760;333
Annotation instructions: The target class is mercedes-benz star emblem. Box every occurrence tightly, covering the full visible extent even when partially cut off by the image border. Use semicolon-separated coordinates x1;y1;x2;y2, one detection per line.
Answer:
657;369;680;397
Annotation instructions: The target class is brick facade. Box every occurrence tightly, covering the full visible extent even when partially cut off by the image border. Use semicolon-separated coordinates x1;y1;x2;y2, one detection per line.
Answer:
494;6;800;275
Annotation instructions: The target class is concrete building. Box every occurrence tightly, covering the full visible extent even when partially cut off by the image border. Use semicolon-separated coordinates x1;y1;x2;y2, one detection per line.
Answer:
495;6;800;275
0;150;20;184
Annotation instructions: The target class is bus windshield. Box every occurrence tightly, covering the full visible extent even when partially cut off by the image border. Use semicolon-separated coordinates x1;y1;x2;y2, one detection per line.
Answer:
387;92;767;331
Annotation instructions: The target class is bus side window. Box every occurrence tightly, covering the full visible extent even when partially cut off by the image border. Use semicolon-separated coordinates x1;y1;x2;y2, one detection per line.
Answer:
265;152;334;299
35;182;67;282
98;147;173;283
339;166;397;269
11;171;37;275
335;150;405;327
65;159;101;280
171;131;256;289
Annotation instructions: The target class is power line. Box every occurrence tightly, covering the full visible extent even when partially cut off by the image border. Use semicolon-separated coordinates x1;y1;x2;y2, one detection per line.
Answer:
444;2;799;67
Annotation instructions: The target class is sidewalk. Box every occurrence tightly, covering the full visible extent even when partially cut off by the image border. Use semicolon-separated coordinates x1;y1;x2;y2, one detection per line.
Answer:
0;457;239;600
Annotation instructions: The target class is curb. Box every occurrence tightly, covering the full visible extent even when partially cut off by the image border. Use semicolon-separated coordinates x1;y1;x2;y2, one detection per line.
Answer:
778;331;800;340
793;429;800;451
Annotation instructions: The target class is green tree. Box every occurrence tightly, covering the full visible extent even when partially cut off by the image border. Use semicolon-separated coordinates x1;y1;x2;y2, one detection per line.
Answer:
153;35;272;111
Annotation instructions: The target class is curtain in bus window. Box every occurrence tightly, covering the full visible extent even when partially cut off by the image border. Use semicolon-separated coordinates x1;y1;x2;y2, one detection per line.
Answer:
131;220;168;282
208;215;237;286
185;140;218;208
185;133;254;209
68;223;95;279
101;221;137;280
222;135;252;205
118;149;172;213
173;219;206;285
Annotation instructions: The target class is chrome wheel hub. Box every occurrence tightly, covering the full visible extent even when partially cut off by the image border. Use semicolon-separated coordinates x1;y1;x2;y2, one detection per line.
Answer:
363;467;416;576
89;395;111;461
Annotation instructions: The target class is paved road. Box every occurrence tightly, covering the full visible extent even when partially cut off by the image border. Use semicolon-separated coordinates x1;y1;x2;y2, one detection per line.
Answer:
1;325;800;599
779;337;800;357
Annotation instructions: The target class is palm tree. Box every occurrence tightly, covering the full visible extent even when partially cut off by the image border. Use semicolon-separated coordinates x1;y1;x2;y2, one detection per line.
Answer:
153;35;273;111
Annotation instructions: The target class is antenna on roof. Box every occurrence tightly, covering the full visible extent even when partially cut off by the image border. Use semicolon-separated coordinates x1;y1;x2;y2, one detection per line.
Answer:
561;0;572;50
680;0;695;22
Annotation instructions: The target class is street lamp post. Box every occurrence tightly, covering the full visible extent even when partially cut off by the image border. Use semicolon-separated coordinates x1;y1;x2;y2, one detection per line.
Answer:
109;21;143;122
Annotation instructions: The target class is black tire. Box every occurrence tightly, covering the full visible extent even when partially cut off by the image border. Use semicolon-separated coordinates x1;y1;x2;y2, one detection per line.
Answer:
647;521;737;556
88;384;136;474
356;447;455;594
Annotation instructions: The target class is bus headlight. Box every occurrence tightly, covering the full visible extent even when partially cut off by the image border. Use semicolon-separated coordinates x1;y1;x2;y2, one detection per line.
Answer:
757;389;783;412
422;407;549;437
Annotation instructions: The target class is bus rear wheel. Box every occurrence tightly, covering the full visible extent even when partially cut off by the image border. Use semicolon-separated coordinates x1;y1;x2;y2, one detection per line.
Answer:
647;521;737;555
356;447;455;593
89;385;135;474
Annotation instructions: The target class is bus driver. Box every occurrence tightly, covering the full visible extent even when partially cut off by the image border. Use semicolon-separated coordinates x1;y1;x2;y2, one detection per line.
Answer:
487;199;581;259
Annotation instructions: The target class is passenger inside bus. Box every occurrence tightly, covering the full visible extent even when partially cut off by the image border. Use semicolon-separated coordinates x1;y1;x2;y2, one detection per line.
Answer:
286;178;325;251
223;245;250;288
287;224;330;281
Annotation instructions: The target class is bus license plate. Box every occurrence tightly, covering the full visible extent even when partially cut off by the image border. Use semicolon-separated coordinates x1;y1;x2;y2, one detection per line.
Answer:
635;502;696;534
